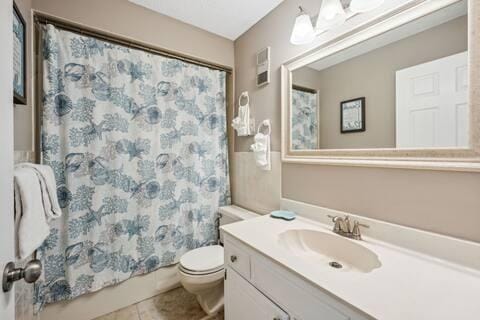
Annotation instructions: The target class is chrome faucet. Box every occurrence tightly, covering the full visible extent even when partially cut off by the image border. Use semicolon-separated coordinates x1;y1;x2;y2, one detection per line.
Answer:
328;215;369;240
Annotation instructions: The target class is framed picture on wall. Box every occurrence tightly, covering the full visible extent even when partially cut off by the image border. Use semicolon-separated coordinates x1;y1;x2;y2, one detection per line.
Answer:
13;2;27;105
341;97;365;133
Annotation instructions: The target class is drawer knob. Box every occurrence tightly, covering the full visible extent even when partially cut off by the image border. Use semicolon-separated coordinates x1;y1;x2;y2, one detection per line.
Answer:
230;255;237;263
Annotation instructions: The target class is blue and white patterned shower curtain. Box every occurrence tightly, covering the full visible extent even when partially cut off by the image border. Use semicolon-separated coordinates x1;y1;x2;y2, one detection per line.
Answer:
34;25;230;310
291;88;318;149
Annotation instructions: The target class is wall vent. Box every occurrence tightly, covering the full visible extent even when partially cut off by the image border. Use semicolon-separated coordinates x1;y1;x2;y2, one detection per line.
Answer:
256;47;270;87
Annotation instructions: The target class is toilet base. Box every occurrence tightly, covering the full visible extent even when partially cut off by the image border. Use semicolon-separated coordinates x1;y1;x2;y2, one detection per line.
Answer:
178;267;225;316
196;283;224;315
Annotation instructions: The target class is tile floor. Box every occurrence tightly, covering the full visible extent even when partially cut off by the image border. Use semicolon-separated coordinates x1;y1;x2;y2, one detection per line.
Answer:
93;287;224;320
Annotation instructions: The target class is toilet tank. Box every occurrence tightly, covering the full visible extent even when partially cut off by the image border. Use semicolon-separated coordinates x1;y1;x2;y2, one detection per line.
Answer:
218;205;258;243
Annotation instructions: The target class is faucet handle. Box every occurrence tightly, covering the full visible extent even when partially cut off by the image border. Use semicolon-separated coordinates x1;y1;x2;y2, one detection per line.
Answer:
352;221;369;240
327;215;342;233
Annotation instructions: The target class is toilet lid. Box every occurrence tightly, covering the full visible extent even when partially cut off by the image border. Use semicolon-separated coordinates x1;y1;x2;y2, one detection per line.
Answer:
180;245;224;273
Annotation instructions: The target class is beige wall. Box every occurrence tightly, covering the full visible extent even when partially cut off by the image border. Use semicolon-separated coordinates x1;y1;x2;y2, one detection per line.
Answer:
291;66;320;90
292;16;467;149
234;0;480;242
14;0;34;151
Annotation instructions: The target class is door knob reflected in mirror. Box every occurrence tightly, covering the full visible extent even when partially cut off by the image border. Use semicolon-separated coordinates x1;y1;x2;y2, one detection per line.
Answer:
2;259;42;292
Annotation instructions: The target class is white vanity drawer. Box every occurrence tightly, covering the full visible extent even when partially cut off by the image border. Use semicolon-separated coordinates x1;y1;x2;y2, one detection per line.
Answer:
251;256;351;320
224;239;251;280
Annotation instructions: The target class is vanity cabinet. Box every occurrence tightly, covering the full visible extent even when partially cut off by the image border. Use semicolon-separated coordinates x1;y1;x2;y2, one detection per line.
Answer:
224;237;371;320
225;266;289;320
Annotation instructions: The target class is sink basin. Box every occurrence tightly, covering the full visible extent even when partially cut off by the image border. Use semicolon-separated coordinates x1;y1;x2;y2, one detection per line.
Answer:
278;229;382;273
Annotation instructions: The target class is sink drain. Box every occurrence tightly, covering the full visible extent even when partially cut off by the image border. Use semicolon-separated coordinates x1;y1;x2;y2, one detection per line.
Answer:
329;261;343;269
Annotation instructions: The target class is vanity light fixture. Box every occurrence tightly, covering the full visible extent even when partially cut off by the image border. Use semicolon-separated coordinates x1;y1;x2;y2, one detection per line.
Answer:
290;0;384;45
290;6;316;45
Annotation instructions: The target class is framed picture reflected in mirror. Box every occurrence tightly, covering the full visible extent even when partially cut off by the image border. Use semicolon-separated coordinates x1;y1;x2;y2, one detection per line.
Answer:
341;97;365;133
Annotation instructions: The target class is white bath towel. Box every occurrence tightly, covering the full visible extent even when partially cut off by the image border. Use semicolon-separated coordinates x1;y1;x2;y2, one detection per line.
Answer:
14;164;62;259
16;163;62;220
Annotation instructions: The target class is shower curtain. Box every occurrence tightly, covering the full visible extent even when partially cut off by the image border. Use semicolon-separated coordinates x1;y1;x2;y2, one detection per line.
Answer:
34;24;230;310
291;88;318;149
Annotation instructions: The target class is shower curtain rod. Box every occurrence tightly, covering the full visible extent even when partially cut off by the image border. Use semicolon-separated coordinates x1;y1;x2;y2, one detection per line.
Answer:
34;13;233;74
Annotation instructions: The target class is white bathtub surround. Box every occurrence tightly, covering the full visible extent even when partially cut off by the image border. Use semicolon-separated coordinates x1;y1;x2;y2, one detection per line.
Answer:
231;151;281;214
221;199;480;319
40;265;180;320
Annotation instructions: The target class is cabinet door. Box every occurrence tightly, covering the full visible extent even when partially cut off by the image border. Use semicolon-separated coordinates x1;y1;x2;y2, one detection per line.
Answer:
225;267;289;320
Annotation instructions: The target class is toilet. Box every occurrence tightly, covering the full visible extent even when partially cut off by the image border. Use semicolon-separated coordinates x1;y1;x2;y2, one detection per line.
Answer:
178;205;258;316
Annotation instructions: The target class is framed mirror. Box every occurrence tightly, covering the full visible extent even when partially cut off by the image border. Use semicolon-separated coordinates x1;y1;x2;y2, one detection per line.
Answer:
281;0;480;171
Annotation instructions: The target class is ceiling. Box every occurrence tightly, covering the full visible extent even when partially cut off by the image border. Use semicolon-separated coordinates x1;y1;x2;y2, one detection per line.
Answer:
128;0;284;40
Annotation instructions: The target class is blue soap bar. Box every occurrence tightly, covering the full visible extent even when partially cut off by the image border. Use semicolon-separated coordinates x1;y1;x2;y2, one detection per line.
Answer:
270;210;296;221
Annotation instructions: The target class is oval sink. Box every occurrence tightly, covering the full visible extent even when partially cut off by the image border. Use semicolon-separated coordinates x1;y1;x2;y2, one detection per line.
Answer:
278;229;382;273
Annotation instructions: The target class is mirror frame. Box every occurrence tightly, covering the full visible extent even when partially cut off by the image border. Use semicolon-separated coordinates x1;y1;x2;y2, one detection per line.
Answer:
281;0;480;172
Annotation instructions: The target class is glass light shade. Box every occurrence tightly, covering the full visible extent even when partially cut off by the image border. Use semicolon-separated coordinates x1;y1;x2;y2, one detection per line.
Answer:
319;0;346;20
349;0;384;13
290;10;315;45
315;0;347;33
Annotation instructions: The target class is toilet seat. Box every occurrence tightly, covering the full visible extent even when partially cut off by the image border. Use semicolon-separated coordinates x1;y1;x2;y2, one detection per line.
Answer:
179;245;224;275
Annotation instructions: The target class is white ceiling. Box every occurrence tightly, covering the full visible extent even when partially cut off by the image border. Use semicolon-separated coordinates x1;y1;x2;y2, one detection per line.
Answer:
128;0;284;40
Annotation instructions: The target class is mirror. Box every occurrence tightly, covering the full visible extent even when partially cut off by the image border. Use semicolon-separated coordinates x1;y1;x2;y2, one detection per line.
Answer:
290;0;468;150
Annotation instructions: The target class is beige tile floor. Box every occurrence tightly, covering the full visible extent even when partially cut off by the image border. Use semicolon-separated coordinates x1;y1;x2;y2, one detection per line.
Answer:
93;287;223;320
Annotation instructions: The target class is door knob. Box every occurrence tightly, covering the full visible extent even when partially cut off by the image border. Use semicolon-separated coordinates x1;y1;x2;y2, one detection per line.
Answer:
2;259;42;292
230;255;237;263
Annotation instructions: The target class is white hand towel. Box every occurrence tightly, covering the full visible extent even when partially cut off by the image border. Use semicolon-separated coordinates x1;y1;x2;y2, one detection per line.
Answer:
15;163;62;221
250;120;272;171
14;167;51;259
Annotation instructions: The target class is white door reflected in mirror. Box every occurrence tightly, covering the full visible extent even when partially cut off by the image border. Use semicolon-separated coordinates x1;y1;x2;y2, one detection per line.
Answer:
396;52;468;148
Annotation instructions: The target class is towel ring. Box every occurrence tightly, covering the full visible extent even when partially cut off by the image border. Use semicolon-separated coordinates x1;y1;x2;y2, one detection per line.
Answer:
238;91;249;108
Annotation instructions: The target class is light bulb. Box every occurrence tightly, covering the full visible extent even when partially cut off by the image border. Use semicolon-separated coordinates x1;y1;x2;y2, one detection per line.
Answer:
315;0;347;33
290;7;315;45
349;0;384;13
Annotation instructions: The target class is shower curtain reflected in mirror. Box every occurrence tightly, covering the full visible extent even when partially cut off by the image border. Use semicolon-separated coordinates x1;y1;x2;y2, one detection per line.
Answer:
291;87;318;150
34;24;230;311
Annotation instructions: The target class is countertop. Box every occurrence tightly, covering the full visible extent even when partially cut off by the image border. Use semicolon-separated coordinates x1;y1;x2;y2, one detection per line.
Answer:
221;215;480;320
